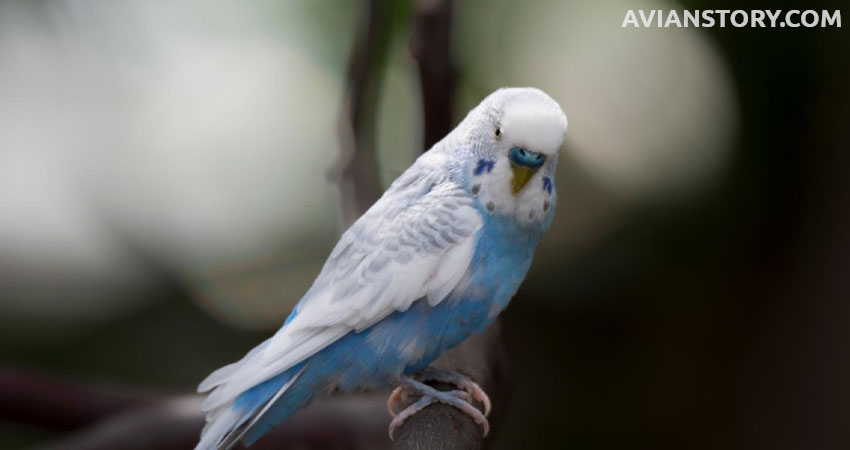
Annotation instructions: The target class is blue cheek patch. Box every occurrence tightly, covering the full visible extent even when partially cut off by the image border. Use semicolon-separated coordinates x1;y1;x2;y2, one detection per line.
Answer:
542;176;553;194
473;159;495;176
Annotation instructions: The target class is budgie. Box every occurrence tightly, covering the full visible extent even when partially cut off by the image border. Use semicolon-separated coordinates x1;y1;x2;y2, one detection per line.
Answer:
196;87;567;449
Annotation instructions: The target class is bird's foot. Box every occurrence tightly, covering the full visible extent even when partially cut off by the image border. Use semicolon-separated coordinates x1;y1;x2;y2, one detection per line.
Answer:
415;366;491;416
387;386;470;416
387;375;489;440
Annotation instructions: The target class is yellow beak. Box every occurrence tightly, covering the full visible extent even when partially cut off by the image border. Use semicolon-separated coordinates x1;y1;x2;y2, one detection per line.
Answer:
511;165;535;194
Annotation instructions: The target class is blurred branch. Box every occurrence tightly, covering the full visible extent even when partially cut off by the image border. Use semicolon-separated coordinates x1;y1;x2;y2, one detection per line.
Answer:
31;394;391;450
335;0;396;227
410;0;457;150
1;368;391;450
0;367;156;432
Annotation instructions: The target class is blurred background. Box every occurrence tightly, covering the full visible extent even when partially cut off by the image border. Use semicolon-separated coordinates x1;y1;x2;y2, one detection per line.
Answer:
0;0;848;449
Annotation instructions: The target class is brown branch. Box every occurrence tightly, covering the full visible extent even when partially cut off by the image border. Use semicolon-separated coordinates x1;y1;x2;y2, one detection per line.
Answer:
335;0;396;227
0;367;159;432
1;368;392;450
31;394;392;450
410;0;457;150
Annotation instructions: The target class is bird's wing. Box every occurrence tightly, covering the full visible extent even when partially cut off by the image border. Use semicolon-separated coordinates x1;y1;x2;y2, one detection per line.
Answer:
200;167;483;410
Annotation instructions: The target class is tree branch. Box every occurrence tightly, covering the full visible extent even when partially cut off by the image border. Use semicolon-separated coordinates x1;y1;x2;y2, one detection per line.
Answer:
335;0;396;227
31;394;392;450
410;0;457;150
0;367;156;432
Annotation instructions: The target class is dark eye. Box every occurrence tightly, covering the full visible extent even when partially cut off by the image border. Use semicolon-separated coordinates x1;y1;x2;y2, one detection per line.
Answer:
509;147;545;169
494;127;501;137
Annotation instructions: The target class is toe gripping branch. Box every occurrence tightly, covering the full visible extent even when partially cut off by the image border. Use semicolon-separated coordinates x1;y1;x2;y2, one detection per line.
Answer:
384;323;505;450
387;370;492;440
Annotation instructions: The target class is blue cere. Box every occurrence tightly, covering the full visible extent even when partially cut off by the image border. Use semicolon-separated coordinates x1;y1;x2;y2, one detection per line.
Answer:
509;147;545;170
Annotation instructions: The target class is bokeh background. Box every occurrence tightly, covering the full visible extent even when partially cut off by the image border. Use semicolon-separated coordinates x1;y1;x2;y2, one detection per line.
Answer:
1;0;848;449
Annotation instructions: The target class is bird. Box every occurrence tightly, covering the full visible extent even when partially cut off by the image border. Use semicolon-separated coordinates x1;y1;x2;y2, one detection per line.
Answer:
195;87;567;449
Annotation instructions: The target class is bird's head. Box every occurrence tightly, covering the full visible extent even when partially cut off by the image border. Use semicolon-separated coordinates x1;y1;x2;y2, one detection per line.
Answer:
459;88;567;222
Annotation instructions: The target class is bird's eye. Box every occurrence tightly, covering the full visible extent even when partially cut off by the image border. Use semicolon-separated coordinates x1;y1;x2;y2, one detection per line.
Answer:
494;127;501;138
509;147;545;169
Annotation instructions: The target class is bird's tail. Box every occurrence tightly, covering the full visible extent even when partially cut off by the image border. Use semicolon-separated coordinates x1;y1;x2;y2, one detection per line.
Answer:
195;360;316;450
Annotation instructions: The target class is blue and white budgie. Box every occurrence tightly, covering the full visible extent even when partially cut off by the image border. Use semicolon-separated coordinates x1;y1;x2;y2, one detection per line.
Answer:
196;87;567;449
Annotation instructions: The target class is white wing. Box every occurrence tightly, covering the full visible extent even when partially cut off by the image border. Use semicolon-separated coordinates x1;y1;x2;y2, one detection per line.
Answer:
200;158;483;411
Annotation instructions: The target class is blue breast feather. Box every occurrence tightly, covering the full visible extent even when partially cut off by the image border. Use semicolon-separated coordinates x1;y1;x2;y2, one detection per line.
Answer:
233;205;550;445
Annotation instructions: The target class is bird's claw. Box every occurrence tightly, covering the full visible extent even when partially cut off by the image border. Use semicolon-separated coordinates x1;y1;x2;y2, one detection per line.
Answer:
387;386;405;416
415;367;491;416
387;373;490;440
388;394;433;439
388;386;472;416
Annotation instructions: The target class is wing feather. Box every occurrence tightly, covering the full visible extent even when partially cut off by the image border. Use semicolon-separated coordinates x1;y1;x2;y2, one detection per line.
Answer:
200;159;482;411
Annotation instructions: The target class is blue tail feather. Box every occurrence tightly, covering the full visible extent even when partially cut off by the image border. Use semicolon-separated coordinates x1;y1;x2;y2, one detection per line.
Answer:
240;367;318;446
230;361;314;447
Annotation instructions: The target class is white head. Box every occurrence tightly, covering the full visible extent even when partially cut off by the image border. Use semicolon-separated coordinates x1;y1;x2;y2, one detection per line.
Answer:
455;87;567;226
491;88;567;157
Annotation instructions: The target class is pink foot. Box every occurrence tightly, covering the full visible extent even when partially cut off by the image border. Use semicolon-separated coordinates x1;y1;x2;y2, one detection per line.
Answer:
387;373;489;440
416;367;491;416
